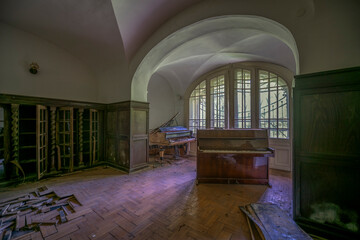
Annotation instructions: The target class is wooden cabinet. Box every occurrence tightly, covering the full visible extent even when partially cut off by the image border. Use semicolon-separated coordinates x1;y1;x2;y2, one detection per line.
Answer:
0;94;151;183
3;104;49;180
83;109;99;166
57;107;74;172
293;67;360;240
105;101;149;172
0;106;5;180
36;105;48;179
90;109;99;165
0;95;106;183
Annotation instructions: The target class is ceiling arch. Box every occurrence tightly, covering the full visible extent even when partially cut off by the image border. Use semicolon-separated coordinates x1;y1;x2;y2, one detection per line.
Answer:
132;15;299;102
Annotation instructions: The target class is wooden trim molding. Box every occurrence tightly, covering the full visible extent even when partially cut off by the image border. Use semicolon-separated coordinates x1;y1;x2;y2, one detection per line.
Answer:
0;94;106;109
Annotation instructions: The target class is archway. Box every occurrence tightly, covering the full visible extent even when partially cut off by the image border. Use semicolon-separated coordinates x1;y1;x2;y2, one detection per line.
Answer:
131;15;299;103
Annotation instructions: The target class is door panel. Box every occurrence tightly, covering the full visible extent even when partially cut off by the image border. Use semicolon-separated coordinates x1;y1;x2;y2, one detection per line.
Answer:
36;105;48;179
57;107;73;172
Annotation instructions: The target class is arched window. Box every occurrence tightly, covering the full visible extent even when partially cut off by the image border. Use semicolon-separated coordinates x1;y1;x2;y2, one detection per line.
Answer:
186;63;291;139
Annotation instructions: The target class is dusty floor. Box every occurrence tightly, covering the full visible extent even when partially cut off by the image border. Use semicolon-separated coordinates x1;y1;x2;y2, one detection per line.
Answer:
0;156;292;239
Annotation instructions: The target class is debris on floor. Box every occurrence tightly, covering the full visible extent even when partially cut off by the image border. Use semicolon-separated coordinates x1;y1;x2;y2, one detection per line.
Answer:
0;186;82;240
240;203;312;240
149;155;188;168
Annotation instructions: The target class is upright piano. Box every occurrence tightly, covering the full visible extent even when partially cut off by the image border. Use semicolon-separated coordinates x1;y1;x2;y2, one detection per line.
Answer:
196;129;274;185
149;126;195;159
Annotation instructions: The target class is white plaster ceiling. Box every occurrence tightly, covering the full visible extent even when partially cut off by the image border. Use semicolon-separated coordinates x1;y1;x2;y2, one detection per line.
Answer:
0;0;304;102
133;15;299;101
0;0;125;73
111;0;203;60
152;29;296;95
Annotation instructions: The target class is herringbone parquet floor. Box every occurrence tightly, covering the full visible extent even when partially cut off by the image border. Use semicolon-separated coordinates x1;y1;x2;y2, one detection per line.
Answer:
0;156;292;240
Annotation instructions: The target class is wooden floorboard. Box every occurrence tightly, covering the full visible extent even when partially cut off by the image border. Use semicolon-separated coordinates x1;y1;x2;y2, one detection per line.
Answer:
0;156;292;240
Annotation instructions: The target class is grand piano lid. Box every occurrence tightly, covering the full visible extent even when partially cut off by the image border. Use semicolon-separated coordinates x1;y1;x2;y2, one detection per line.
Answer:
159;126;188;132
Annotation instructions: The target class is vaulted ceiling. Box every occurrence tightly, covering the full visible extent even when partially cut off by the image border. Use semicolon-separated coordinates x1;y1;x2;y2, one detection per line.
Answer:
0;0;311;101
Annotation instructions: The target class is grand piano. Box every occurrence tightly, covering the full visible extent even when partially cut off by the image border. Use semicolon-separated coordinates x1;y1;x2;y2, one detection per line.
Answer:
196;129;274;185
149;126;195;160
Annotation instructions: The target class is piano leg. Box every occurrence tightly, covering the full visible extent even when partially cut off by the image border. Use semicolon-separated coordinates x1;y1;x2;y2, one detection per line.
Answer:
183;143;189;155
159;148;165;160
173;145;180;160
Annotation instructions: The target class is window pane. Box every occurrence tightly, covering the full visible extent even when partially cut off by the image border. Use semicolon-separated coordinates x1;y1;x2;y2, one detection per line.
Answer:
210;75;225;128
234;69;251;128
244;70;251;79
278;86;288;119
260;120;268;128
260;79;268;89
278;120;288;128
260;88;268;120
278;129;288;139
278;77;287;87
269;89;278;119
189;80;206;133
259;70;268;79
259;70;289;139
270;119;277;129
270;129;277;138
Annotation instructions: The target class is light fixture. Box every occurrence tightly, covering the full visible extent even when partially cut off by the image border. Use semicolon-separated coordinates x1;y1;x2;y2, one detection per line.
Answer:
29;62;39;74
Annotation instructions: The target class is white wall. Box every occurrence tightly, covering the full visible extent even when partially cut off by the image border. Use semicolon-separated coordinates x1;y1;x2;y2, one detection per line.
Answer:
0;22;98;102
294;0;360;74
96;63;131;104
147;74;178;130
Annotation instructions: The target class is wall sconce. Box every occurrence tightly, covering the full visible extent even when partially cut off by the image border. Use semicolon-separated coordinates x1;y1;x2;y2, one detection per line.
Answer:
29;62;39;74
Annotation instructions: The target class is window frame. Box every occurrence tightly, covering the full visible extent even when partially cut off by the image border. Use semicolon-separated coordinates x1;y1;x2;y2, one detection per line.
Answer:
184;62;293;139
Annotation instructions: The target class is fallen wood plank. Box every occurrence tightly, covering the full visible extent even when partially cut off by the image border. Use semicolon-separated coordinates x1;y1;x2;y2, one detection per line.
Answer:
29;193;37;200
2;228;12;240
239;206;270;240
30;231;43;240
67;196;82;207
0;196;29;208
31;219;57;224
40;206;51;213
11;230;35;240
1;215;17;223
48;202;68;211
40;224;57;238
0;221;14;232
31;213;58;224
1;211;18;218
37;186;48;192
66;207;93;221
58;194;76;200
9;202;23;211
251;203;312;240
245;204;266;240
245;214;255;240
26;197;48;206
16;215;26;230
38;190;55;197
45;222;79;240
59;210;67;223
1;204;10;216
43;210;60;221
18;209;32;216
25;212;36;226
61;206;71;216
